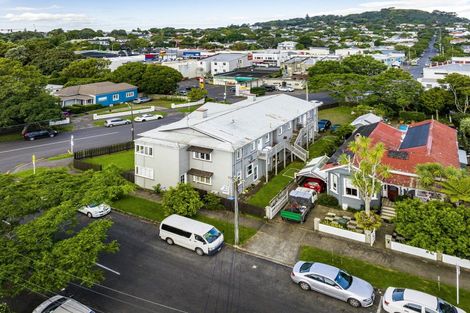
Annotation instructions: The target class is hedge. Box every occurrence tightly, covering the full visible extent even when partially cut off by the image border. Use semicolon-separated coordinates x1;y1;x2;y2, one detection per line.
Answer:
399;111;426;123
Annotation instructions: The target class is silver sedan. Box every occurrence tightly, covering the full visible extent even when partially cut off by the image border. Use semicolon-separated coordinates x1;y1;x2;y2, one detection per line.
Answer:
291;261;375;308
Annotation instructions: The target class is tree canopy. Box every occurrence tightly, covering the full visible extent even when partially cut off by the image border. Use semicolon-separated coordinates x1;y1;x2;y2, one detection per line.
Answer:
162;183;203;217
140;65;183;94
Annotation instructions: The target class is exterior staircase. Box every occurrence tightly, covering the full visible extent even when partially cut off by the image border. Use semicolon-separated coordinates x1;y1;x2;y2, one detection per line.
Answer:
381;198;396;222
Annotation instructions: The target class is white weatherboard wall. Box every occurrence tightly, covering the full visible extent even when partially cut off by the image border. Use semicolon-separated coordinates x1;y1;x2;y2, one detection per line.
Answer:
442;254;470;270
390;241;437;261
93;106;155;120
318;223;367;242
171;99;204;109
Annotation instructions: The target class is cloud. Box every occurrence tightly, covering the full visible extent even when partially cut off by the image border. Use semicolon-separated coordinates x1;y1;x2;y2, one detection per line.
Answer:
6;5;61;11
4;12;90;22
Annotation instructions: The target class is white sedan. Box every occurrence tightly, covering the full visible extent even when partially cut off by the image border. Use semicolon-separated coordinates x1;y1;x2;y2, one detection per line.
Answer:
79;203;112;218
277;86;295;92
134;113;163;122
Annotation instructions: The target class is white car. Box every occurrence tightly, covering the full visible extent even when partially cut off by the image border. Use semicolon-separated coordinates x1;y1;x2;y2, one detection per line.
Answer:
134;113;163;122
104;118;130;127
33;295;94;313
79;203;111;218
277;86;295;92
383;287;466;313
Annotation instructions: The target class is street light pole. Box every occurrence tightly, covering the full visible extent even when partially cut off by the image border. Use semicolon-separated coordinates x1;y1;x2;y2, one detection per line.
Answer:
128;102;135;141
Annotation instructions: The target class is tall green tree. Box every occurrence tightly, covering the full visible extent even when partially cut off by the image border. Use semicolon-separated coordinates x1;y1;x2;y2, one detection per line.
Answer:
339;135;390;217
342;55;387;76
439;73;470;114
140;65;183;94
61;58;111;86
420;87;452;116
111;62;147;87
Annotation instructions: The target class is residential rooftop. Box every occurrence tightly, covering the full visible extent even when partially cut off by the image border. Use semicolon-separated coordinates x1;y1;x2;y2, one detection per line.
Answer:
56;81;137;97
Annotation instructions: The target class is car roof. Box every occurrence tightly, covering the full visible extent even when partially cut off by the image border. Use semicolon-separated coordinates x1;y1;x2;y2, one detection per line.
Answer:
310;262;340;280
403;289;437;307
162;214;213;234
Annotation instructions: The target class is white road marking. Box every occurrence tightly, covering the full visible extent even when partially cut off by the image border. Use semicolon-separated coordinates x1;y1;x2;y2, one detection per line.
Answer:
376;296;383;313
0;132;120;154
96;262;121;275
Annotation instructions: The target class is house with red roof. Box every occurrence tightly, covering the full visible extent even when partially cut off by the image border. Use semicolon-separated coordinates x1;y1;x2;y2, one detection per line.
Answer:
321;120;461;220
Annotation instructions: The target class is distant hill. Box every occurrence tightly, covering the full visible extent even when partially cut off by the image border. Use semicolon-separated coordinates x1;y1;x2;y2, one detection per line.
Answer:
255;8;469;28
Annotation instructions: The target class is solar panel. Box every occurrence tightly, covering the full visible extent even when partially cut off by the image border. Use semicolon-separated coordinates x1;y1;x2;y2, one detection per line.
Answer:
387;150;409;160
400;123;430;149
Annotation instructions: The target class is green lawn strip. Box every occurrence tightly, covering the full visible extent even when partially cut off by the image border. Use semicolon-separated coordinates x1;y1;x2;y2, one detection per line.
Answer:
193;215;257;245
113;195;257;245
177;105;202;113
318;106;354;125
299;246;470;311
47;153;73;161
82;150;134;171
247;161;304;208
308;135;339;159
0;133;23;142
112;195;166;222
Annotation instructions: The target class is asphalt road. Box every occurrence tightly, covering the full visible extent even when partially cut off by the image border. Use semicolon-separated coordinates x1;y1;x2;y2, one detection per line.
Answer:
0;114;184;173
403;36;438;79
179;79;336;105
9;212;381;313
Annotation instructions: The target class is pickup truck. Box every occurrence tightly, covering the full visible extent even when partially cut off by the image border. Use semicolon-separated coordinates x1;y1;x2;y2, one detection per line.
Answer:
280;187;317;223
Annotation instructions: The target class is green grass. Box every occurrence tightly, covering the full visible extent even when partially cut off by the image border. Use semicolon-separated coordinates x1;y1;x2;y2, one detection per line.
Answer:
319;106;354;125
0;133;23;142
247;161;304;208
112;195;257;245
112;195;166;222
83;150;134;171
177;105;202;113
47;153;73;161
299;246;470;311
308;136;339;159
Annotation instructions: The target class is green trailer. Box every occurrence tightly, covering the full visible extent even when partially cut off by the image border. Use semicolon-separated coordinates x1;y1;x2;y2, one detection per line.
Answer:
280;187;317;223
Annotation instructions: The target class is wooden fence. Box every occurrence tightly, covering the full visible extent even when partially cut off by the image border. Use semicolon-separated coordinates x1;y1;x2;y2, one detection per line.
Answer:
74;141;134;160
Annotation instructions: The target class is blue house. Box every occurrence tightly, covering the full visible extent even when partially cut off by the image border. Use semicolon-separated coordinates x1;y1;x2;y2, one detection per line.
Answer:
56;81;138;107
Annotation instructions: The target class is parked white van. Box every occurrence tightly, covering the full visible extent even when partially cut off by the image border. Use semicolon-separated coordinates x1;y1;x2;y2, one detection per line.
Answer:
159;214;224;256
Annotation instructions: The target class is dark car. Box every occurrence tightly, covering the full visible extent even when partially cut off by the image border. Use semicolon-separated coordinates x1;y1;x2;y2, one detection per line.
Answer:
263;85;276;92
177;89;188;96
318;119;332;132
24;130;58;141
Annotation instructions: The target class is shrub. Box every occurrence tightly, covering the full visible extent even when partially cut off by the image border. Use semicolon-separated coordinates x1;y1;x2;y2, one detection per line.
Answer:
250;87;266;96
67;104;102;114
399;111;426;123
317;193;339;208
354;211;382;230
187;88;208;101
162;183;203;217
153;183;163;195
203;192;223;210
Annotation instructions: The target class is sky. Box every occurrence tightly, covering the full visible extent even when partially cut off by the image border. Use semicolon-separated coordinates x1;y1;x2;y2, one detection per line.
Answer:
1;0;470;31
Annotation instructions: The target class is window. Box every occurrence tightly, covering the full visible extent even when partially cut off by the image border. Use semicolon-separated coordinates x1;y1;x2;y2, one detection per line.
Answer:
277;126;283;136
330;174;338;193
246;163;254;177
425;309;437;313
288;121;292;129
323;278;337;287
265;133;270;143
195;235;206;244
403;304;422;313
236;149;242;160
193;152;211;161
223;62;226;65
125;91;135;98
135;144;153;157
236;170;242;185
251;141;256;151
161;224;191;238
135;166;154;179
192;175;212;185
180;174;186;183
306;274;324;282
112;94;119;101
344;178;359;198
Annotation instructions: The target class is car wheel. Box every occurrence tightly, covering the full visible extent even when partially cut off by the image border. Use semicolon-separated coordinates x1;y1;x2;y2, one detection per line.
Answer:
87;212;93;218
166;238;174;245
109;124;113;127
158;116;162;119
142;119;146;122
347;298;361;308
299;281;310;291
29;137;35;141
49;134;55;138
195;248;204;256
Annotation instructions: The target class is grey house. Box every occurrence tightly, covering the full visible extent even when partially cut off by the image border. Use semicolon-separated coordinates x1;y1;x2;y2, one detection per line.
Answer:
135;94;321;198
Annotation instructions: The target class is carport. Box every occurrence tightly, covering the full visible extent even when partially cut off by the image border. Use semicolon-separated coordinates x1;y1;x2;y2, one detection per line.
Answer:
295;156;329;183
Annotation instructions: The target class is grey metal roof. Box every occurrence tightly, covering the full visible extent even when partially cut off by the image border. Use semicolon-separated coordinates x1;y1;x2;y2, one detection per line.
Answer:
202;53;246;62
430;63;470;71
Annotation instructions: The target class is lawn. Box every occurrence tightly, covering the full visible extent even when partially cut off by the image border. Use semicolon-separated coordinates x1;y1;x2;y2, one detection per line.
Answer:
0;133;23;142
318;106;354;125
308;135;340;159
247;161;304;208
83;150;134;171
47;153;73;161
299;246;470;311
112;195;257;245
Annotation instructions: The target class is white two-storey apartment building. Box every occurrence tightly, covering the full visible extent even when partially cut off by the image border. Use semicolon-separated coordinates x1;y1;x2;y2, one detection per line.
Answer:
135;94;321;198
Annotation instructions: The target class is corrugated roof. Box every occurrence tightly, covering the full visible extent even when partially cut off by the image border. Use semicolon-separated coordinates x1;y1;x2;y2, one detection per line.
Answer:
56;81;137;97
202;53;246;62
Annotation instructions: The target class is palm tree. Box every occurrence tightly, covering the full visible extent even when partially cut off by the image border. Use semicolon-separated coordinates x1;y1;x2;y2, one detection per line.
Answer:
439;177;470;205
339;135;390;217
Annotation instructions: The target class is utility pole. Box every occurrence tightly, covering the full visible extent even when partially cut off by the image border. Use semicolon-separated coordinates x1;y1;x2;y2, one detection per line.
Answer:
306;82;309;102
456;264;460;305
231;176;240;246
128;103;135;141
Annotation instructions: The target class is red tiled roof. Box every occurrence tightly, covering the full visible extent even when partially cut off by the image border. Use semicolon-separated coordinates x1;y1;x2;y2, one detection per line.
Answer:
324;120;460;187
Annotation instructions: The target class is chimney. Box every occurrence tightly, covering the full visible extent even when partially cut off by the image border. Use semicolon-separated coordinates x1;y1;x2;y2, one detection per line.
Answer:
194;107;208;119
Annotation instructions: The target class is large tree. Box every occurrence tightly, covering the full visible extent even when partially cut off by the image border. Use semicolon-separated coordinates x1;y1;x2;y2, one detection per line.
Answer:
0;58;62;127
342;55;387;76
140;65;183;94
420;87;452;116
439;73;470;114
111;62;147;87
339;135;390;217
61;58;111;86
395;199;469;258
0;166;134;297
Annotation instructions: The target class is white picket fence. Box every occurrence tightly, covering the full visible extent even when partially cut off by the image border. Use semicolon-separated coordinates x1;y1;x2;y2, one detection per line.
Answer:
385;235;470;269
171;98;204;109
314;218;375;246
93;106;156;120
49;117;70;126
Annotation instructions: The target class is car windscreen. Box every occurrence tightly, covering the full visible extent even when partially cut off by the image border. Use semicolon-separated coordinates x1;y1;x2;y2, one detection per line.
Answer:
203;227;221;243
334;270;353;289
299;262;313;273
437;299;457;313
